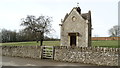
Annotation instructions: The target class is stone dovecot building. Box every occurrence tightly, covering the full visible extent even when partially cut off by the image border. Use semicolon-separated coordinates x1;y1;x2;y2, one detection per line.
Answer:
60;6;92;47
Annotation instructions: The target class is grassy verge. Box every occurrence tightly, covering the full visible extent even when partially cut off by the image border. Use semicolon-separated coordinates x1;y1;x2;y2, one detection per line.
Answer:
1;41;60;46
92;40;118;48
1;40;119;48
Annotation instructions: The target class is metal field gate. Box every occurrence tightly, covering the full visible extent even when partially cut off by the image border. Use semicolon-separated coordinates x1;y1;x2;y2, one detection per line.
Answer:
41;46;55;59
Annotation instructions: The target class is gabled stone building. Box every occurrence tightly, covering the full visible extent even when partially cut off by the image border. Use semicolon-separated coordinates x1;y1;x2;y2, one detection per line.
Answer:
60;6;92;47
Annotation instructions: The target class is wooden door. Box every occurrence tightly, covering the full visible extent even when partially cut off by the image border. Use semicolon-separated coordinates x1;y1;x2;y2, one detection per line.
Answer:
70;36;76;46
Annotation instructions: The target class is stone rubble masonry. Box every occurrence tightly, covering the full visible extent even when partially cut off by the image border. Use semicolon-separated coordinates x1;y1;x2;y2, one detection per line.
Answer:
1;46;119;66
2;46;41;59
54;46;119;66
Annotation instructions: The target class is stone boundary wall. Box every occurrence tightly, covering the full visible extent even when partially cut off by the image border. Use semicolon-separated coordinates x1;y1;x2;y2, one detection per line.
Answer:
54;46;119;66
1;46;119;66
2;46;41;59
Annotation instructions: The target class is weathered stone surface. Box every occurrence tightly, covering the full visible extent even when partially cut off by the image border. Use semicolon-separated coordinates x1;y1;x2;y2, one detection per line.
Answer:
54;46;119;66
2;46;119;66
60;7;92;47
2;46;41;59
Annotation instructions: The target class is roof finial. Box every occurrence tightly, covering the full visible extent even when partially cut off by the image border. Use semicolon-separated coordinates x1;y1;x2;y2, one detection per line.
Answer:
77;2;79;7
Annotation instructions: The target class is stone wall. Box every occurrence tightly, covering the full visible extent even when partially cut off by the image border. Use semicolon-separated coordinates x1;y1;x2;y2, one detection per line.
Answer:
54;46;119;66
2;46;41;59
1;46;119;66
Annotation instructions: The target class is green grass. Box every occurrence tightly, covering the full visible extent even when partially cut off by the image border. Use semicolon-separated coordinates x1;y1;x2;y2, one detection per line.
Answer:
1;41;39;46
43;41;60;46
1;41;60;46
92;40;119;48
1;40;119;48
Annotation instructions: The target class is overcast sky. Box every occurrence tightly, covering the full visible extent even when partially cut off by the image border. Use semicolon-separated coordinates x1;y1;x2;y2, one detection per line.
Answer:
0;0;119;38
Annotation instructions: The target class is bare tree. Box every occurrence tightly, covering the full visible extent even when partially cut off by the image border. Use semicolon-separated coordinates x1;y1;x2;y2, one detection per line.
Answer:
108;25;120;37
21;15;53;46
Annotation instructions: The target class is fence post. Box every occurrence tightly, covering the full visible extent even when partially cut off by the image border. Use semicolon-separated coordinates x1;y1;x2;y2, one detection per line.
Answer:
41;46;43;59
53;46;55;60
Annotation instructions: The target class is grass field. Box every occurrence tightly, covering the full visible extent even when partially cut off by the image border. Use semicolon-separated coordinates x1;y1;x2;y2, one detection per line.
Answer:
92;40;118;48
1;40;119;48
1;41;60;46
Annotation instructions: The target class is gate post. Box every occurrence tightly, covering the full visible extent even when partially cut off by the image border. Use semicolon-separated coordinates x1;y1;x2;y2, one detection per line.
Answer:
52;46;55;60
41;46;43;59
